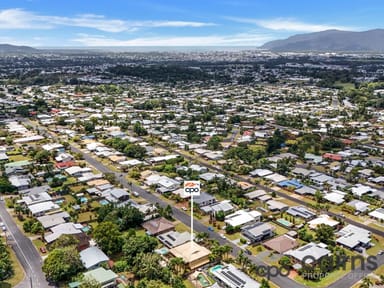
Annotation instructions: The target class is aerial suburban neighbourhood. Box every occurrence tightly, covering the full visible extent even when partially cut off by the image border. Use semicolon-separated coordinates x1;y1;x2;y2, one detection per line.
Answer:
0;46;384;288
1;2;384;288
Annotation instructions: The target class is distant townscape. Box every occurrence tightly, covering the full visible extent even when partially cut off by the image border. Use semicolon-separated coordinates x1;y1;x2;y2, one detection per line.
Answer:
1;44;384;288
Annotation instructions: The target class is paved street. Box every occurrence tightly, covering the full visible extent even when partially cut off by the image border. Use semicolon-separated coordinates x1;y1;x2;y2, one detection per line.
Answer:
0;201;52;288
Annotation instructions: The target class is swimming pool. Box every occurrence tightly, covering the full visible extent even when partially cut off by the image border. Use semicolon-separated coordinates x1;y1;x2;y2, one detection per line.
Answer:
55;199;64;205
99;199;109;205
81;226;90;233
155;247;169;255
197;273;210;287
210;265;223;272
80;197;88;203
277;218;293;227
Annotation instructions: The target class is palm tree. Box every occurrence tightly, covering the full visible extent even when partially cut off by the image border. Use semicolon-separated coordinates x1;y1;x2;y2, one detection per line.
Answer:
236;250;247;267
379;274;384;285
195;232;209;244
360;277;373;288
168;257;186;276
221;244;232;261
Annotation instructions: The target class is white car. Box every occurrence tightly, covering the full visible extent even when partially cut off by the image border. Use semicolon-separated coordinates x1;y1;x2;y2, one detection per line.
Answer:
220;234;226;239
0;222;5;227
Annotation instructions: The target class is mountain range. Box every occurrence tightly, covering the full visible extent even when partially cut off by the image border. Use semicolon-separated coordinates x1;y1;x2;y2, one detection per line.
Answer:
261;29;384;52
0;44;39;54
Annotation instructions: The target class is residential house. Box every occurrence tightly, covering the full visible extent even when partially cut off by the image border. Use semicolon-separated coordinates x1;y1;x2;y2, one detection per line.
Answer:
29;201;60;217
336;225;371;250
266;200;289;212
347;200;370;214
142;217;175;236
224;210;261;227
287;206;316;220
83;267;118;288
169;241;211;270
285;242;331;268
157;231;191;248
209;264;261;288
308;215;339;230
369;208;384;221
241;222;275;243
37;212;70;229
80;246;110;270
193;192;217;208
263;234;298;254
200;200;234;216
8;175;31;191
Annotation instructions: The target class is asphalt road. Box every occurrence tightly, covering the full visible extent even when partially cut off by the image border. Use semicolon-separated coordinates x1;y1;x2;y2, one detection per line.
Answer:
0;201;52;288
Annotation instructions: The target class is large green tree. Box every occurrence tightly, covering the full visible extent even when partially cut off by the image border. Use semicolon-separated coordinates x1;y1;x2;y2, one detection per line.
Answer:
93;221;123;255
42;246;83;282
122;234;157;263
0;177;16;194
49;234;79;250
0;240;13;281
315;224;335;245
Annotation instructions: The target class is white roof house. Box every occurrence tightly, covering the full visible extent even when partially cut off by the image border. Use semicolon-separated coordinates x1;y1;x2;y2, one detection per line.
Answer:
285;242;331;264
210;264;260;288
224;210;261;227
265;173;287;183
351;184;376;197
65;166;92;176
22;192;52;206
324;191;346;205
80;246;109;270
308;215;339;230
336;225;371;249
369;208;384;221
28;201;60;217
45;222;83;243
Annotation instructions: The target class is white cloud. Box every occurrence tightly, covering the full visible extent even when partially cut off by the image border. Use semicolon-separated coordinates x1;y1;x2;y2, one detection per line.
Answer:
0;8;215;32
0;8;52;29
71;33;273;46
228;17;353;32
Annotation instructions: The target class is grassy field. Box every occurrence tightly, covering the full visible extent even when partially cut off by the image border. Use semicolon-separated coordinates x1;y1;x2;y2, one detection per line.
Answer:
174;222;190;233
78;211;95;223
367;235;384;256
8;154;31;162
0;246;25;288
334;81;355;90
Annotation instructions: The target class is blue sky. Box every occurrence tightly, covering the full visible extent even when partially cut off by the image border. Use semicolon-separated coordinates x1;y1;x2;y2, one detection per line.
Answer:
0;0;383;47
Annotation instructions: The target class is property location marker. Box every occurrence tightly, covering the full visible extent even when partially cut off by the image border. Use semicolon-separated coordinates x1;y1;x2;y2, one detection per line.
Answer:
184;180;201;253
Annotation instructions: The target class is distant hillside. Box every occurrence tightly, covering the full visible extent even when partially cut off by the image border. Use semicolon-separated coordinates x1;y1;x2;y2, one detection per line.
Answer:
261;29;384;52
0;44;39;54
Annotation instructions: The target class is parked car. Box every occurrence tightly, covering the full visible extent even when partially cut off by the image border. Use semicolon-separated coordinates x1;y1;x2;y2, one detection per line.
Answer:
208;226;214;232
40;247;47;254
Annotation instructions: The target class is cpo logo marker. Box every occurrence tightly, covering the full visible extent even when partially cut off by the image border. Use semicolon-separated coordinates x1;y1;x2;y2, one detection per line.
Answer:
184;181;201;196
